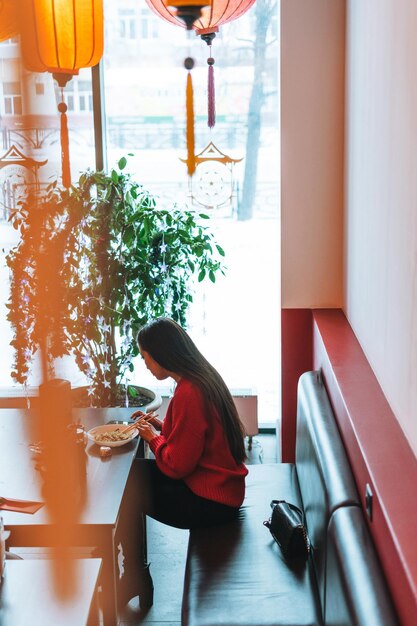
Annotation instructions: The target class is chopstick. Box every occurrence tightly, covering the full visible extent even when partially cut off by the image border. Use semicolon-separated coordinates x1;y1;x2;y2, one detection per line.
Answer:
121;412;157;434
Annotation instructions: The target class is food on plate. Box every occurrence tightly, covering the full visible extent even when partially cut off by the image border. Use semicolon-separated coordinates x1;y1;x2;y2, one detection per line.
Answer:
93;429;131;443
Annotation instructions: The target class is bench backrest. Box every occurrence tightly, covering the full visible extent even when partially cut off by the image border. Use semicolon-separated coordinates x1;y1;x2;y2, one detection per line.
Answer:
295;371;360;608
325;506;399;625
295;371;398;624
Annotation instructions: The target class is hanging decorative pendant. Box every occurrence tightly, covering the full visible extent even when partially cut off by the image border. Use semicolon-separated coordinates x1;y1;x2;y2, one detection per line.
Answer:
207;55;215;128
184;56;196;176
200;30;217;128
180;141;243;215
164;1;212;176
57;97;71;189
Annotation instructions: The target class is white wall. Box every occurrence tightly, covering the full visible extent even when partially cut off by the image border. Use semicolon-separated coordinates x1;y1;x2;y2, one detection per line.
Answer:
281;0;345;308
281;0;417;456
345;0;417;455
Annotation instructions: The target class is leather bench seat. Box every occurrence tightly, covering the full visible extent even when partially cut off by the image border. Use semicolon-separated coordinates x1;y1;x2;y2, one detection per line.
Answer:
182;463;322;626
181;372;399;626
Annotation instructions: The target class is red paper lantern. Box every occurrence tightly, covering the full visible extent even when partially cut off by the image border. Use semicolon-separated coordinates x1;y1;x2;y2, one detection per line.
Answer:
145;0;256;35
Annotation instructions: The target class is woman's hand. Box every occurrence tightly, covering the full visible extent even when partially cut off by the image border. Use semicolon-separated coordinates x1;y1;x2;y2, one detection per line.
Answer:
130;409;162;431
136;420;159;443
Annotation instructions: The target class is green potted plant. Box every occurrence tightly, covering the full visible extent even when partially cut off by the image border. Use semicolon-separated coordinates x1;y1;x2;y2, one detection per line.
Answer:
6;156;225;407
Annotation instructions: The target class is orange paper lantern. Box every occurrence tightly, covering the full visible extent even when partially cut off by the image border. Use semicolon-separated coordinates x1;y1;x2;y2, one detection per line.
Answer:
19;0;104;83
18;0;104;188
0;0;19;42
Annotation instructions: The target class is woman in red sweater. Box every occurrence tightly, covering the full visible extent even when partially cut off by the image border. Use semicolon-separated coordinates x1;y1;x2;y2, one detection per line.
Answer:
118;317;248;608
136;316;248;525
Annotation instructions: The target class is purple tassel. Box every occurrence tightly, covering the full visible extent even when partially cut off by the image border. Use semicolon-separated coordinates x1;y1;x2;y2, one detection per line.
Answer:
207;57;215;128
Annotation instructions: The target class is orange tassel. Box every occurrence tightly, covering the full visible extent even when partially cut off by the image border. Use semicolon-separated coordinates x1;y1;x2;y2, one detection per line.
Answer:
58;101;71;188
185;57;196;176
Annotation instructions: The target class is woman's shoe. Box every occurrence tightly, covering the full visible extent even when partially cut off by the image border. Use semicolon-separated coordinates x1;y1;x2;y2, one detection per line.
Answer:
138;563;154;608
117;562;154;611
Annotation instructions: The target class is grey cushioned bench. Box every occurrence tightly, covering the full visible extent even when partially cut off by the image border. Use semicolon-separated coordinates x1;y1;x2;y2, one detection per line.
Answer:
181;371;399;626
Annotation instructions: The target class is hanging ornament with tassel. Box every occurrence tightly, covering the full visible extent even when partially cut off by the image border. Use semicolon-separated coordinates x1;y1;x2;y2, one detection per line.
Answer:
164;0;211;176
55;76;73;189
207;54;215;128
184;56;196;176
200;30;217;128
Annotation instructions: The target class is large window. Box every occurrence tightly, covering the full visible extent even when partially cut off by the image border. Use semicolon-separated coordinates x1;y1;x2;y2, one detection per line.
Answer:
101;1;280;425
0;3;280;426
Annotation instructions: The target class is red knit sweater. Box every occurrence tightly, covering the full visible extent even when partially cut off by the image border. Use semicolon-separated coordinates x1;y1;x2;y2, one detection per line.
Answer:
148;378;248;508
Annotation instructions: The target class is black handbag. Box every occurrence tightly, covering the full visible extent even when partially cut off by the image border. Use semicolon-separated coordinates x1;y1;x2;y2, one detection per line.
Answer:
263;499;311;560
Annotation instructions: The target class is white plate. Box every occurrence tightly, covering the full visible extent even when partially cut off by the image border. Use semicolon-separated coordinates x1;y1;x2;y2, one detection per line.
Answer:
87;423;139;448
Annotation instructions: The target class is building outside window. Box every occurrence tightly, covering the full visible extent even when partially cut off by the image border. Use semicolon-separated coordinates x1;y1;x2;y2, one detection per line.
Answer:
139;7;159;39
118;8;137;40
3;81;22;116
35;81;45;96
60;78;94;114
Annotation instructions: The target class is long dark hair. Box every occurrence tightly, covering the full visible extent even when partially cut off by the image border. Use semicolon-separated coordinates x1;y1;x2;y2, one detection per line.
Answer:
138;318;247;464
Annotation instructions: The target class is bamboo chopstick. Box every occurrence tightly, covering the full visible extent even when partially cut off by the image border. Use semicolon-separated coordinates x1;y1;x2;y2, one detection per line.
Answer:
121;413;157;434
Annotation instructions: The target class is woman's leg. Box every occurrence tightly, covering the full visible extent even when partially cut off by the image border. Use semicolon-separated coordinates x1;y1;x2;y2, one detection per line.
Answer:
136;458;239;529
117;458;239;607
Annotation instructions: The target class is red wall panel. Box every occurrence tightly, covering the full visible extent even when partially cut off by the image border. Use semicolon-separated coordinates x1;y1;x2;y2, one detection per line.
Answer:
281;308;312;461
280;307;417;625
312;309;417;626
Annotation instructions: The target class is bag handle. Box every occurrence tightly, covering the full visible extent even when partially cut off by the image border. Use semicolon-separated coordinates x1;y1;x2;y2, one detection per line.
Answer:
270;500;305;521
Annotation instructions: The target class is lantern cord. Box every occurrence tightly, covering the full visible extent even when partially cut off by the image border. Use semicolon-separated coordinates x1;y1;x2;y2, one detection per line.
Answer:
185;57;196;176
58;90;71;188
207;46;215;129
